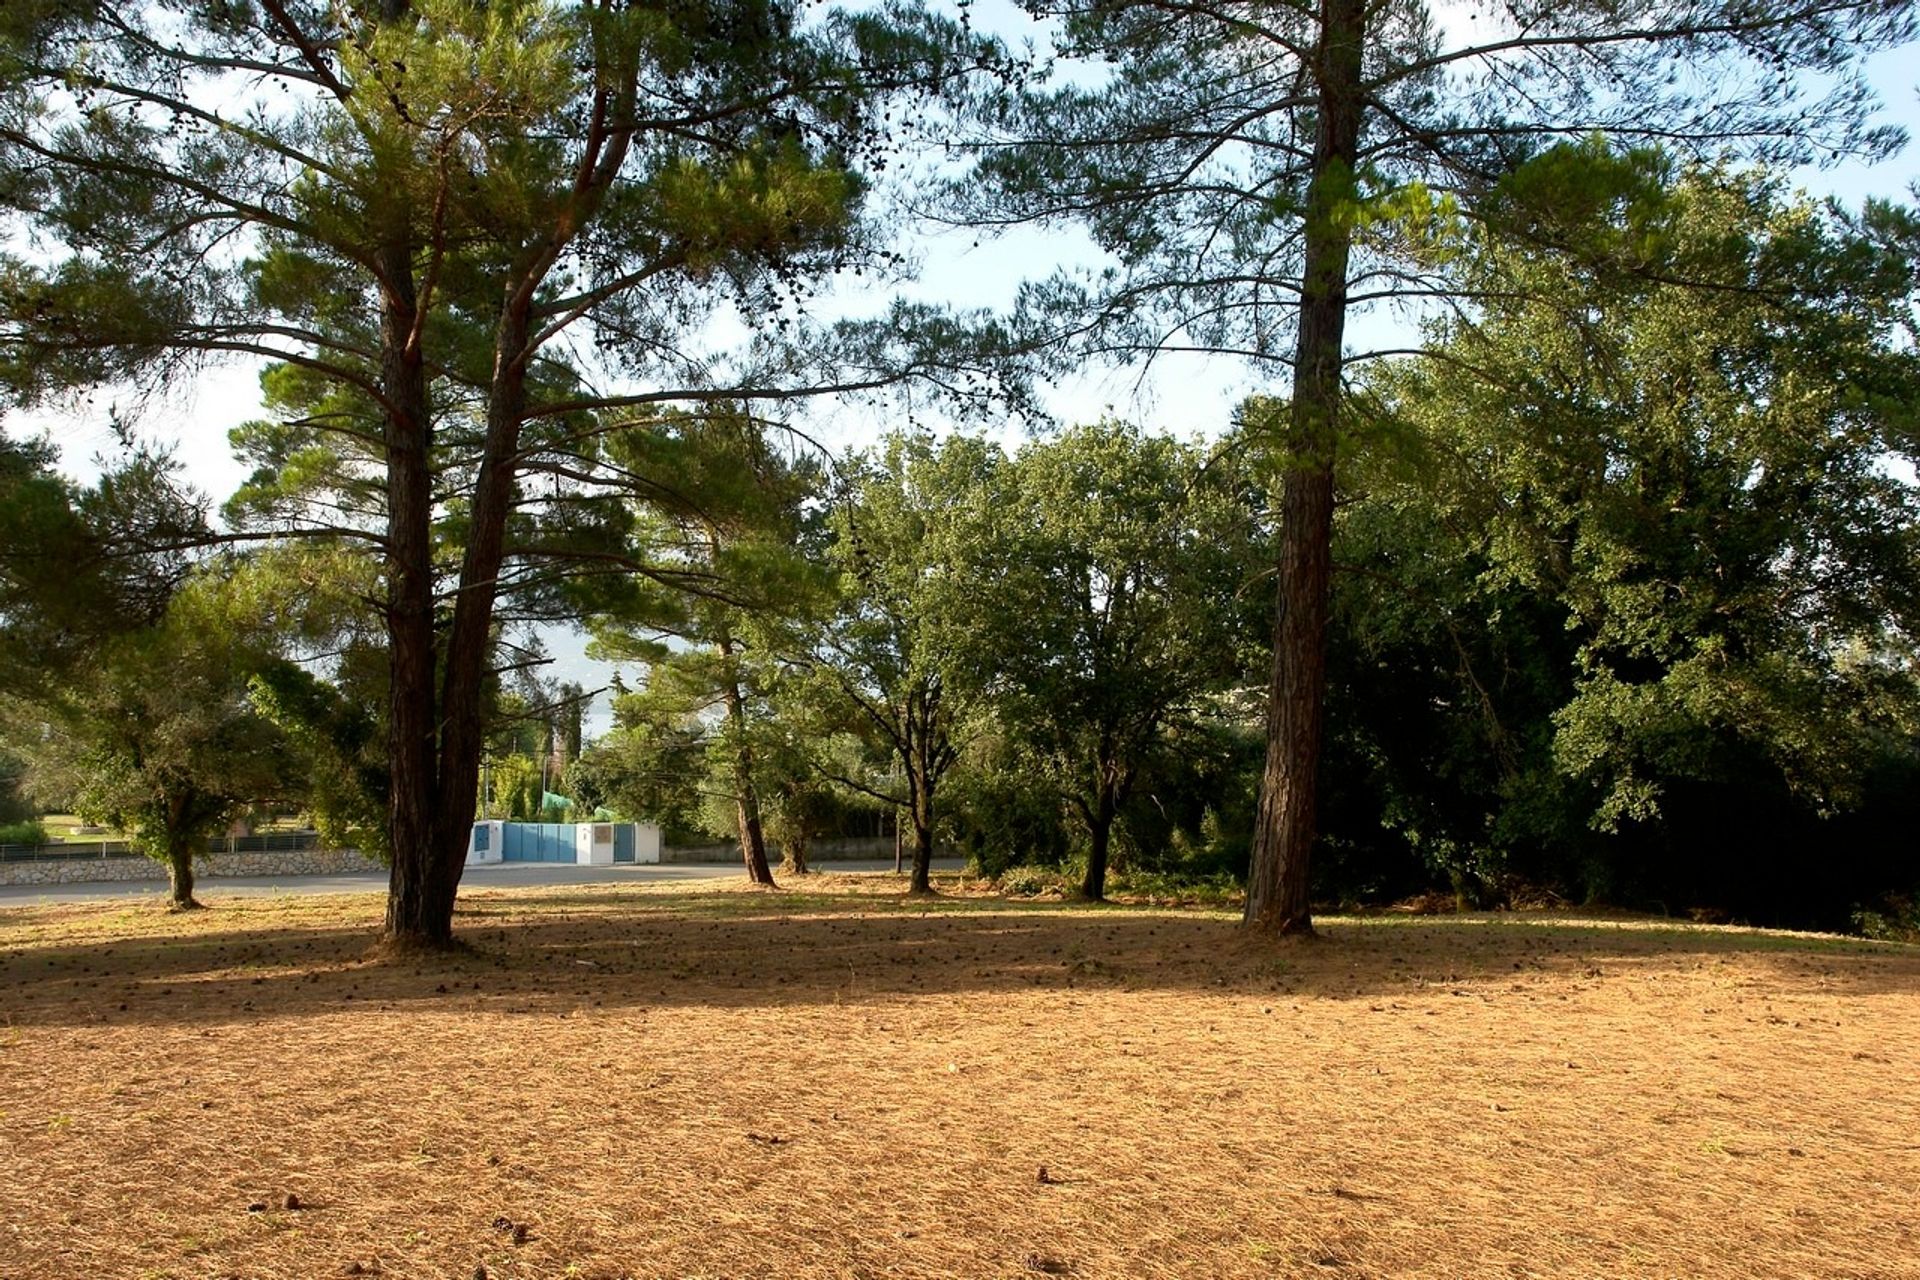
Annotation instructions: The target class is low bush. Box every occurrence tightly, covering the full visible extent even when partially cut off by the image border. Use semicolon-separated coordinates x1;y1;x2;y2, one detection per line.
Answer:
996;865;1078;898
1852;893;1920;944
1107;868;1243;907
0;820;49;847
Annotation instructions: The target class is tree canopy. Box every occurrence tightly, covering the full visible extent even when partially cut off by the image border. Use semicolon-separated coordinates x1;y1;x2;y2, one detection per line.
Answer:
1325;166;1920;923
1;0;1917;942
955;421;1267;899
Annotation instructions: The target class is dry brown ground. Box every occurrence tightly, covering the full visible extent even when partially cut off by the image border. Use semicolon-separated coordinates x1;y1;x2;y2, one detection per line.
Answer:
1;873;1917;1280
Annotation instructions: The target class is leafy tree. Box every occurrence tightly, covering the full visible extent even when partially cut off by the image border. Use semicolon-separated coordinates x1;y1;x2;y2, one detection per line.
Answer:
6;570;296;907
1331;167;1920;922
0;439;294;903
221;542;397;859
759;752;840;875
963;421;1266;899
0;747;30;827
957;0;1914;933
251;648;392;861
584;409;831;883
805;432;1000;892
555;682;586;772
938;733;1075;876
491;750;545;822
575;711;706;836
2;0;996;946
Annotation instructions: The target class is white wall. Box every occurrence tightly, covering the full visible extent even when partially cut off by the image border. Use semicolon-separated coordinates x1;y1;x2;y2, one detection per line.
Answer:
466;820;505;865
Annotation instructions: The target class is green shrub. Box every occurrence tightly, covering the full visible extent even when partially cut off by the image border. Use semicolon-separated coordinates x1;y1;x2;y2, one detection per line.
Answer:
0;820;49;847
1852;893;1920;944
944;759;1071;879
1108;867;1244;907
996;865;1077;898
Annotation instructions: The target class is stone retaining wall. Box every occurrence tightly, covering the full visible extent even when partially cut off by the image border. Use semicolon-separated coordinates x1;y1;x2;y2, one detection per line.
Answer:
0;848;384;887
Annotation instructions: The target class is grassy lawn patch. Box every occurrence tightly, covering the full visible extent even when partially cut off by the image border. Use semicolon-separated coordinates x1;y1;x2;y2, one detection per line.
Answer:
1;873;1916;1279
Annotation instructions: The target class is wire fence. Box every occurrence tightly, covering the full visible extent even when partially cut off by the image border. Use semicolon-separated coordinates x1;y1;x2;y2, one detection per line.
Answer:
0;830;325;863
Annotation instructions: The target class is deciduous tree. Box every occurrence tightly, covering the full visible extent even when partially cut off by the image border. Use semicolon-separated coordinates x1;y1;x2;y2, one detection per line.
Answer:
1331;167;1920;921
806;433;999;892
7;569;296;908
964;421;1265;899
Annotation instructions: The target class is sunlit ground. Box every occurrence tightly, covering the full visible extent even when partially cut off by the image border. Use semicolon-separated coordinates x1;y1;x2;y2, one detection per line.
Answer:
2;874;1916;1279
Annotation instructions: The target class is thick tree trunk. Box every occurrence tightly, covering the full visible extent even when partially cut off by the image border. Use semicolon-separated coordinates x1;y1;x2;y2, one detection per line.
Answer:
376;48;633;948
165;841;199;910
429;294;536;919
1081;786;1116;902
782;834;811;876
907;776;936;894
909;819;935;893
1244;0;1367;937
377;243;450;948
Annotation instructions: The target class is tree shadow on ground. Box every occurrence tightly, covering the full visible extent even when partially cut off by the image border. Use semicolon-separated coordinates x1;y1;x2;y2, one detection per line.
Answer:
2;886;1914;1029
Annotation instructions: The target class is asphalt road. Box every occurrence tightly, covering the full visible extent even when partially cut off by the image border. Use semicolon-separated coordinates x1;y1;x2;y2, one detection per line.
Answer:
0;858;962;905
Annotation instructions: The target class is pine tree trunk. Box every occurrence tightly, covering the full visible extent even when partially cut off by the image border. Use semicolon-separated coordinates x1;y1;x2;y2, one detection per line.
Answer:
1244;0;1367;937
377;242;452;949
718;636;777;887
431;294;535;911
738;805;775;885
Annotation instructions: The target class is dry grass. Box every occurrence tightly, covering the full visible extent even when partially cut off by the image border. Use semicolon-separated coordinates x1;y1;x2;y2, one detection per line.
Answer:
2;872;1918;1280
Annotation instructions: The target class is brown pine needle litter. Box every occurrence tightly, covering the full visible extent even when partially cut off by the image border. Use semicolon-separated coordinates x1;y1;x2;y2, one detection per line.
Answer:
1;873;1917;1279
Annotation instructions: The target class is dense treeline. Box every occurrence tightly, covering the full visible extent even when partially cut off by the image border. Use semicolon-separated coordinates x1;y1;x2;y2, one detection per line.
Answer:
4;160;1916;934
2;1;1916;940
566;167;1920;932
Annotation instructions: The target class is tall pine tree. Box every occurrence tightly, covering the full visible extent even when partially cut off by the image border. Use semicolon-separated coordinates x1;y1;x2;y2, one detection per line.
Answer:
956;0;1914;932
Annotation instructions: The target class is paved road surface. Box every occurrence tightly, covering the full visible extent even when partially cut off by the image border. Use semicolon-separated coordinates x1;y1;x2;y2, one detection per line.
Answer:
0;859;963;906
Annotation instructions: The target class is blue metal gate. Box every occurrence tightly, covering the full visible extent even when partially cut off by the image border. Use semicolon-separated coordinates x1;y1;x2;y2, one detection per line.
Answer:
612;824;636;863
501;822;575;863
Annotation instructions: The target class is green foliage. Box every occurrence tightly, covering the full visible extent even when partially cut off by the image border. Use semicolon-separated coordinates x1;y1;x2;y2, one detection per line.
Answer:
940;741;1073;877
0;436;205;697
951;0;1910;379
208;545;393;859
581;410;835;859
0;746;30;825
953;0;1913;930
1105;867;1244;908
1852;894;1920;945
249;662;390;863
954;421;1268;890
490;753;545;823
0;447;295;888
7;567;297;880
1;0;1000;933
0;819;47;847
995;865;1080;899
1327;166;1920;925
799;431;1004;879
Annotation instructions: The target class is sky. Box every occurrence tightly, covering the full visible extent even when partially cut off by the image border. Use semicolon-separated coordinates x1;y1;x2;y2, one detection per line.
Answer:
5;1;1917;736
